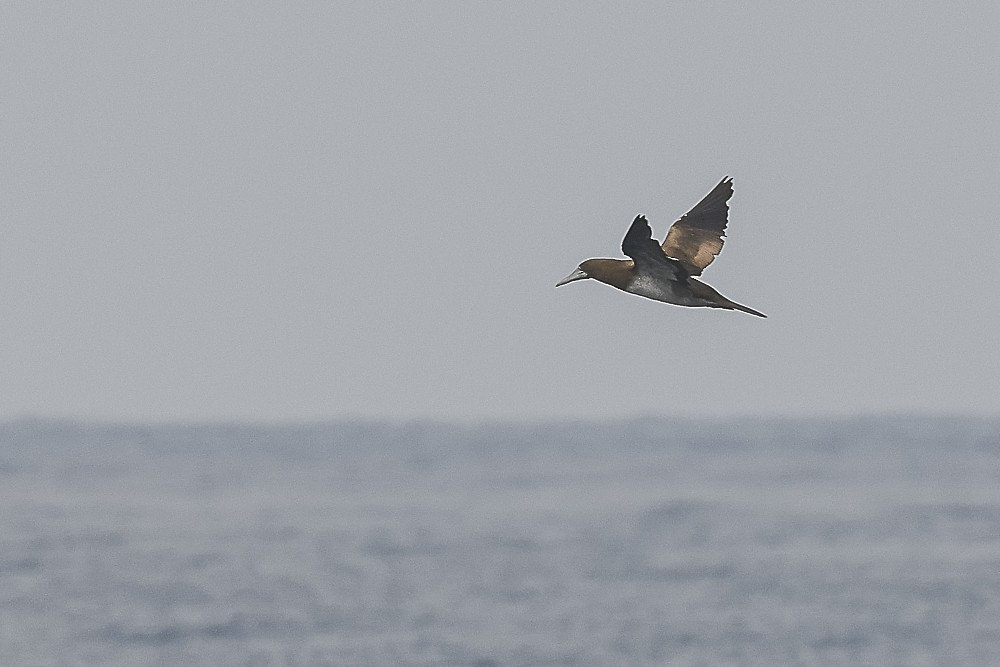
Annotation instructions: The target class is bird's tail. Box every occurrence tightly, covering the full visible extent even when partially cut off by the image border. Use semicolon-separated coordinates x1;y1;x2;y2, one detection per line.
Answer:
689;278;767;318
726;300;767;318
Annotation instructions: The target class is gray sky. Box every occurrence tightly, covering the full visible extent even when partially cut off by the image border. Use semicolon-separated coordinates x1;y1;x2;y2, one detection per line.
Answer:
3;3;999;422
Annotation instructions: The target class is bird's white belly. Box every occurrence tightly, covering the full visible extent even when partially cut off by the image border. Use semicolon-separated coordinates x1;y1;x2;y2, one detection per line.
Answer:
628;275;682;302
627;275;712;307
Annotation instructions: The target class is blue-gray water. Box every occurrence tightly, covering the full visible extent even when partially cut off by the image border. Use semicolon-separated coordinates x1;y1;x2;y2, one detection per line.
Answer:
2;417;999;666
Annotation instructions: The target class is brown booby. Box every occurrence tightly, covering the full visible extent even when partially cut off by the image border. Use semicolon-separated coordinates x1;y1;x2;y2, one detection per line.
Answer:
556;177;765;317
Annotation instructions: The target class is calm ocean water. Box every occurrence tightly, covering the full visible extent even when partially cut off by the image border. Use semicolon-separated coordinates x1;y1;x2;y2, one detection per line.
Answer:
1;417;999;666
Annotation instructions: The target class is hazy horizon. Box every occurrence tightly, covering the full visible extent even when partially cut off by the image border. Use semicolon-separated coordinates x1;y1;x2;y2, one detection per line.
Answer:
4;412;997;432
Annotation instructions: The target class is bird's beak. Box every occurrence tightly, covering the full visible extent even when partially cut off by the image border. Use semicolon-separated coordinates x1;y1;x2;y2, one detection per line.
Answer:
556;267;589;287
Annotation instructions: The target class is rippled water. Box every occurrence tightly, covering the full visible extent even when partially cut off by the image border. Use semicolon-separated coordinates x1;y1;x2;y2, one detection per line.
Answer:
1;417;999;666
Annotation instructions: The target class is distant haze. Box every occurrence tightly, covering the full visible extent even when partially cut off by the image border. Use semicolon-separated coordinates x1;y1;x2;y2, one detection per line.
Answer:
2;3;999;421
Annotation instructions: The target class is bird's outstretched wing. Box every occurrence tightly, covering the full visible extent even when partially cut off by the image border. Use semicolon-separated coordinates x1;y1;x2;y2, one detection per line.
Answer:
660;176;733;276
621;215;684;277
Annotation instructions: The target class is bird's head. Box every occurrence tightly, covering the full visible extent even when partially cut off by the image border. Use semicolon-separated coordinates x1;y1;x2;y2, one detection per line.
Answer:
556;258;632;290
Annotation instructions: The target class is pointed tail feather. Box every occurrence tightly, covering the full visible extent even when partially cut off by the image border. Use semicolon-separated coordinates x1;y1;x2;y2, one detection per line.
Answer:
727;300;767;318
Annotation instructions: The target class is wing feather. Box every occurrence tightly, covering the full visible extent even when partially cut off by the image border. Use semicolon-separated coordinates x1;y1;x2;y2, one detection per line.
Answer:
660;177;733;276
621;215;684;278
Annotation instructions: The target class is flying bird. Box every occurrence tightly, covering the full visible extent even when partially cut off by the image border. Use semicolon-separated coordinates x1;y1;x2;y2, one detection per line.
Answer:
556;177;765;317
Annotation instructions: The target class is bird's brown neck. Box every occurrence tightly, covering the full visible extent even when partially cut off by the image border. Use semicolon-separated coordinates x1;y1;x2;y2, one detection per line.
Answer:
580;258;635;291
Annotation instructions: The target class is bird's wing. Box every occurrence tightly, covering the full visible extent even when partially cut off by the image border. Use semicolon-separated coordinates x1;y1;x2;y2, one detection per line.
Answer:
621;215;684;278
660;176;733;276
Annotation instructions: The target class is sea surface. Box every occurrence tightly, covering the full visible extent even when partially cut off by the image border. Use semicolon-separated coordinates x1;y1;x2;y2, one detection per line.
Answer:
1;417;999;666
